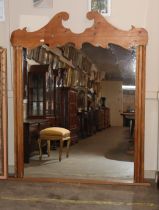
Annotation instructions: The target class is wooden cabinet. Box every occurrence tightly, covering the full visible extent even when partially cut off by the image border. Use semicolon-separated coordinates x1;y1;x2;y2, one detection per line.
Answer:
27;64;54;118
96;109;105;130
27;66;79;144
25;65;57;162
96;108;110;130
78;110;97;138
104;107;110;128
56;87;78;144
23;119;51;163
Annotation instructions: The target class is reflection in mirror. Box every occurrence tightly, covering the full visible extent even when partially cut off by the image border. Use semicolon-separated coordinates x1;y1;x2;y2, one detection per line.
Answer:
23;43;136;181
82;43;136;159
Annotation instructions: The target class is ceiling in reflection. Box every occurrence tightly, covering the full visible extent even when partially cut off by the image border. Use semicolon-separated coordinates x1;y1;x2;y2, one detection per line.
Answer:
81;43;136;85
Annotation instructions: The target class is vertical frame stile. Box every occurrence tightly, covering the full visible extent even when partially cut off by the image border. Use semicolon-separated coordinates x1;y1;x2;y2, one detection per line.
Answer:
134;45;146;183
13;47;24;178
0;48;8;179
140;45;146;182
135;45;141;182
13;47;17;176
134;45;140;182
2;48;8;178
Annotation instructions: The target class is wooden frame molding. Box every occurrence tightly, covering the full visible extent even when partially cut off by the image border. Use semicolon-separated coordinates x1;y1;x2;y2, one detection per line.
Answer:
0;47;8;179
10;12;148;183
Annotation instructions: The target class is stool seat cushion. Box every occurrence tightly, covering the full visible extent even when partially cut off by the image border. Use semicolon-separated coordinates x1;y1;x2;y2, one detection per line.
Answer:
40;127;70;138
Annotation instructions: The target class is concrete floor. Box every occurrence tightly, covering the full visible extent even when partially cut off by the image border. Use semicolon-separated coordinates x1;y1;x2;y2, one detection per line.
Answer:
0;180;158;210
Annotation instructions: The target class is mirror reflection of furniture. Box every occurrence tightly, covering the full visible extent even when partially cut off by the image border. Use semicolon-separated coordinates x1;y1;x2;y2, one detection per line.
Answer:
27;64;50;118
25;63;56;162
23;119;50;163
25;64;78;159
25;44;79;140
121;112;135;135
11;11;148;183
24;42;109;161
38;127;71;161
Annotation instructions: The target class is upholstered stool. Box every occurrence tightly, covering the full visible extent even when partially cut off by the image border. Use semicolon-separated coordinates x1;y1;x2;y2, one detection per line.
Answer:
38;127;71;161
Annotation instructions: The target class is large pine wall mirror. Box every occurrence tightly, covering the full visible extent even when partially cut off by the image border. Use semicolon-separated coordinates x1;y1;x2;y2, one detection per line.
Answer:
11;12;148;183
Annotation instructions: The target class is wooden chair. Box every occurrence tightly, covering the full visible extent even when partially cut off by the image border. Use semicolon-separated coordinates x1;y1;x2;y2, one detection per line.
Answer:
38;127;71;161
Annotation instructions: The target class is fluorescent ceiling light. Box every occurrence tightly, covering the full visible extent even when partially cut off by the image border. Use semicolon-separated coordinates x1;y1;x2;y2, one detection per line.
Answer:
122;85;136;90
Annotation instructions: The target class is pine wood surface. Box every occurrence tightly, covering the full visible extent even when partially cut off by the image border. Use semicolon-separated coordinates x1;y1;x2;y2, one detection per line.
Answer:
11;12;148;49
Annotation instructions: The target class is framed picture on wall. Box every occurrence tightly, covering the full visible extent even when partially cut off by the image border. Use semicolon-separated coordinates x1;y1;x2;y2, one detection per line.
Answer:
33;0;53;8
88;0;111;16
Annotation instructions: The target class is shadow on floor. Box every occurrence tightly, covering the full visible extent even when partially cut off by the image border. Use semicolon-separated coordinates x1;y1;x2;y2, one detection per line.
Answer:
105;127;134;162
105;140;134;162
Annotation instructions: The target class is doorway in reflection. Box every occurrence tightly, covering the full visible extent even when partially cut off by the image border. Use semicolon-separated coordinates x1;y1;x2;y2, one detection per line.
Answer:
23;43;135;181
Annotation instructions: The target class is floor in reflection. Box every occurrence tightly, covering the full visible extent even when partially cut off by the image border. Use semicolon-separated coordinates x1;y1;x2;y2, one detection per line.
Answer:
24;127;134;181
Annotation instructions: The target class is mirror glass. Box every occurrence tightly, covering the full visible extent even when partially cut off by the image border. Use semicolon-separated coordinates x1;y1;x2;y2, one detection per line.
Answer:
23;43;136;181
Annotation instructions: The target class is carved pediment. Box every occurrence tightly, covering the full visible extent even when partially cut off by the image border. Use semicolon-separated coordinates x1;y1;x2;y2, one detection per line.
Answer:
10;12;148;49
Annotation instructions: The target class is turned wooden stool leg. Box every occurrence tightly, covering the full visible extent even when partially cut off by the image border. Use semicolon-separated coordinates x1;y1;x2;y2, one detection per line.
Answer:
66;138;71;158
59;139;64;162
47;140;51;157
38;138;42;160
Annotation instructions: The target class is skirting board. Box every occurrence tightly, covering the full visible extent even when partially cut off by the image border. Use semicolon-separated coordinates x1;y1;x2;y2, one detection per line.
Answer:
8;165;15;175
155;171;159;188
8;166;157;180
144;170;156;179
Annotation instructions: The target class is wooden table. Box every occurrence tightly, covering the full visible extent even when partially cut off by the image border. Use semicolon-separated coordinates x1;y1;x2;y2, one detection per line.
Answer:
121;112;135;137
23;119;50;163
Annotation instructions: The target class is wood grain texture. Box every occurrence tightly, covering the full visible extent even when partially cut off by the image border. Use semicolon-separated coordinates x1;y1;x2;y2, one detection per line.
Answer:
13;47;24;178
10;12;148;183
9;177;151;186
11;11;148;49
134;46;146;183
0;48;8;179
